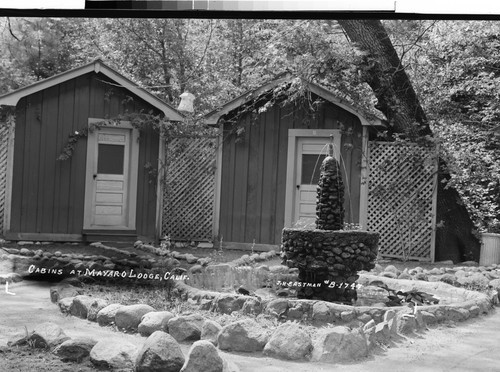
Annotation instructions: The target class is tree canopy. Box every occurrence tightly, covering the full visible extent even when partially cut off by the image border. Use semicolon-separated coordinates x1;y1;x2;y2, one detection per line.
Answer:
0;17;498;238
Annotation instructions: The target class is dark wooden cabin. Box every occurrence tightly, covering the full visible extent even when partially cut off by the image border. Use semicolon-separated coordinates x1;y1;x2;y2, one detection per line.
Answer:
205;76;385;250
0;60;183;242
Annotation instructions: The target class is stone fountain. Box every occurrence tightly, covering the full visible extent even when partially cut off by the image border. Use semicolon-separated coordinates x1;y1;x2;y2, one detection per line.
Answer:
281;139;379;304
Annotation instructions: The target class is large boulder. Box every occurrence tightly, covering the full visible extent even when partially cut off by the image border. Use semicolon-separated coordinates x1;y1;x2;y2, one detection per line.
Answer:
311;326;369;363
90;339;138;370
201;319;222;346
136;331;185;372
30;322;70;349
218;319;269;352
69;295;96;319
115;304;155;331
263;323;313;360
97;303;125;326
138;311;175;337
58;297;74;314
180;340;224;372
53;337;98;362
87;298;109;321
167;314;205;342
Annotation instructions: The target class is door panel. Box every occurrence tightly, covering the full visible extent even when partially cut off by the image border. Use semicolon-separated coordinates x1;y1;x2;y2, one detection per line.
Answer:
84;121;138;231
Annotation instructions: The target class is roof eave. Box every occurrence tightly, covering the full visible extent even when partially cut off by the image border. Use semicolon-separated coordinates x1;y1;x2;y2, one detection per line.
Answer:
0;60;184;121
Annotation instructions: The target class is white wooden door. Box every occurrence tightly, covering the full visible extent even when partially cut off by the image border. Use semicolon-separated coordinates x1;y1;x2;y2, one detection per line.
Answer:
293;136;341;226
84;121;139;230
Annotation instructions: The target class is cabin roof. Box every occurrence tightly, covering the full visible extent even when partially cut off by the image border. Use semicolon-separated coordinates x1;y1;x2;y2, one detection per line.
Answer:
0;59;184;121
204;74;386;127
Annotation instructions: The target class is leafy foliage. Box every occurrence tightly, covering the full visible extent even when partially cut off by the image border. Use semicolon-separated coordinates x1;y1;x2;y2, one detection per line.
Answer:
386;20;500;232
1;18;498;233
371;280;440;307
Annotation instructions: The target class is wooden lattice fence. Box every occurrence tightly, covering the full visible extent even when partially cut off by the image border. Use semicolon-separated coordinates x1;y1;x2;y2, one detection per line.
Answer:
161;136;217;241
367;142;438;261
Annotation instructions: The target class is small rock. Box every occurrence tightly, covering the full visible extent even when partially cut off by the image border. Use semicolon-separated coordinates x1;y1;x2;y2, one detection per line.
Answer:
397;272;412;280
212;293;248;315
340;310;355;322
269;265;288;274
383;265;400;276
447;307;470;322
90;339;138;370
53;337;98;362
428;267;444;275
461;261;479;267
381;271;398;279
19;248;35;256
420;311;437;326
185;254;199;264
265;298;289;318
181;340;224;372
188;265;204;274
414;273;428;281
312;301;333;323
397;313;417;335
241;297;262;315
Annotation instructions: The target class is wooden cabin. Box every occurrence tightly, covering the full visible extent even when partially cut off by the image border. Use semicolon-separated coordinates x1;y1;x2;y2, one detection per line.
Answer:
205;76;386;250
0;60;184;242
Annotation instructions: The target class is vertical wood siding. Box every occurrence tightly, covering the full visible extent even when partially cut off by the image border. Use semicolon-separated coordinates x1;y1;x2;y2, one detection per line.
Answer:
219;97;363;245
10;73;161;238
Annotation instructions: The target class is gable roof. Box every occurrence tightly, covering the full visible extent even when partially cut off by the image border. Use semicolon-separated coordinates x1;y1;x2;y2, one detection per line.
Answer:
0;59;184;121
204;74;385;127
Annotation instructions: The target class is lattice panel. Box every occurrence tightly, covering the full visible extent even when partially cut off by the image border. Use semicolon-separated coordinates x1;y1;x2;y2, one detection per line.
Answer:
161;136;217;241
367;142;438;261
0;125;10;236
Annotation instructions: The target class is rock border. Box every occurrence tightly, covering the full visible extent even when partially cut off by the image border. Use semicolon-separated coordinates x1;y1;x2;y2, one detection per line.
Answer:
46;264;498;369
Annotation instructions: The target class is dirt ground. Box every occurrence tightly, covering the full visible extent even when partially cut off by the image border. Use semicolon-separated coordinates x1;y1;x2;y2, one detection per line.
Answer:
1;280;500;372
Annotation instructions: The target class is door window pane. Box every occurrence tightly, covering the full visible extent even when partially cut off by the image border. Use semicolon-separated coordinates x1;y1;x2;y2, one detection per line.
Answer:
302;154;326;184
98;144;124;175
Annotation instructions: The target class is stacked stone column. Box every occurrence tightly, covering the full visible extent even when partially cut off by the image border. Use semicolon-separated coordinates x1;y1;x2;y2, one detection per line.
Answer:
281;142;379;304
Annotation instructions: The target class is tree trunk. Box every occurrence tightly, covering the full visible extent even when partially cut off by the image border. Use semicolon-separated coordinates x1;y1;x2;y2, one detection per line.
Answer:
338;19;480;263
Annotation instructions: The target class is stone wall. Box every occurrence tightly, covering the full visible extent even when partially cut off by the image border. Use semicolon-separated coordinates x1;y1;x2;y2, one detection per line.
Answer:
281;228;379;303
